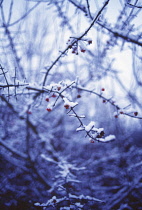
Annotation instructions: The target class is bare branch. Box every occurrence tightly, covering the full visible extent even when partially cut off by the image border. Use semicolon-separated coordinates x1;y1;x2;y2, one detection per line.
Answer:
42;0;110;86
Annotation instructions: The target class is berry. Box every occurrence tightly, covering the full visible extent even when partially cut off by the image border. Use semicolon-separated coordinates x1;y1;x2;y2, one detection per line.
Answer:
120;111;124;114
77;94;81;98
45;98;49;102
27;111;32;114
102;99;106;103
68;45;72;49
101;88;105;91
134;112;138;116
90;140;95;143
51;94;56;98
46;108;52;112
114;115;118;118
57;86;61;91
64;104;70;109
88;40;92;45
81;49;85;52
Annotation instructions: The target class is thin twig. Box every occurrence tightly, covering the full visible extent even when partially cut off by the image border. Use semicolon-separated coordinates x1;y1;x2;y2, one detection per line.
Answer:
42;0;110;86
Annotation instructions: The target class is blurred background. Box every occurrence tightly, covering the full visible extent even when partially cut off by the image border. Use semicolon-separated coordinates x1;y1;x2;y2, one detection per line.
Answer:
0;0;142;209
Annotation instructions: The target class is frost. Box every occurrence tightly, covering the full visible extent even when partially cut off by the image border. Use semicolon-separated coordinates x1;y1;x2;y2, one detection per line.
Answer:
69;194;103;202
105;135;115;141
41;154;57;164
63;97;78;108
34;202;40;206
84;121;95;132
28;82;41;89
98;135;115;142
96;128;104;133
60;207;70;210
69;114;85;118
46;103;53;110
75;202;84;208
76;126;84;131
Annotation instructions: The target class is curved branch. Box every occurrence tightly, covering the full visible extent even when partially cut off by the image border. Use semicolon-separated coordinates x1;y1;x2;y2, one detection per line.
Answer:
42;0;110;86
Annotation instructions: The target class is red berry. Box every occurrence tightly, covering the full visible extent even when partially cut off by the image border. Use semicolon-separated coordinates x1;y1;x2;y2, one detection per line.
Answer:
57;86;61;91
77;94;81;98
88;40;92;45
102;99;106;103
134;112;138;116
27;111;32;114
101;88;105;91
120;111;124;114
51;94;56;98
114;115;118;118
90;140;95;143
45;98;49;102
46;108;52;112
64;104;70;109
81;49;86;53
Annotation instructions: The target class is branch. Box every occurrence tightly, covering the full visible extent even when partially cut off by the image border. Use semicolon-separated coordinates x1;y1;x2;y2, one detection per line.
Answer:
74;85;142;119
97;22;142;47
0;139;28;159
127;3;142;9
42;0;110;86
0;64;10;96
68;0;87;13
8;2;41;27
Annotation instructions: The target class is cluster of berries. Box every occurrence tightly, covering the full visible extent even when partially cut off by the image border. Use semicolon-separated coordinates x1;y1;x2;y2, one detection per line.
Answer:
67;37;92;55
